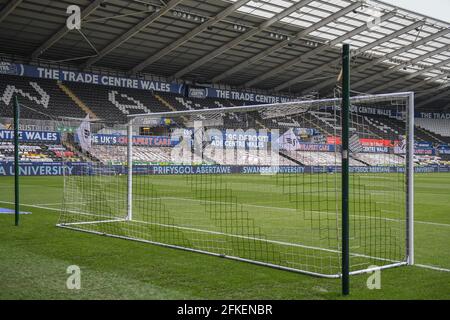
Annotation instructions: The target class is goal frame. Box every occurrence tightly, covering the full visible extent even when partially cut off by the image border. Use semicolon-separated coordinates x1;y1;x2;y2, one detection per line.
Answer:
127;91;415;275
57;91;415;280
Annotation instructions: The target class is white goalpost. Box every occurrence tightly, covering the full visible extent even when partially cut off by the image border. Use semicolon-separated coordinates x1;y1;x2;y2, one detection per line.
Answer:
57;92;414;279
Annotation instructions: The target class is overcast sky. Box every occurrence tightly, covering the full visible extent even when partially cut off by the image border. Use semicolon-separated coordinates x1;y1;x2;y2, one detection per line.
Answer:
382;0;450;22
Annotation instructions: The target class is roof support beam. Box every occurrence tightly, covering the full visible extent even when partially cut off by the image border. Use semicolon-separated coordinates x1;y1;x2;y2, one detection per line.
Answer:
30;0;103;60
83;0;183;69
370;58;450;92
0;0;23;24
304;26;450;94
211;1;362;83
172;0;316;79
273;19;425;92
416;82;450;99
352;44;450;90
402;73;449;92
416;87;450;108
245;11;397;88
130;0;251;74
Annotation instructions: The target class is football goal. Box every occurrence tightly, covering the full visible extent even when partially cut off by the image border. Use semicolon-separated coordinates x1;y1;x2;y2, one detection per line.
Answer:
57;91;414;281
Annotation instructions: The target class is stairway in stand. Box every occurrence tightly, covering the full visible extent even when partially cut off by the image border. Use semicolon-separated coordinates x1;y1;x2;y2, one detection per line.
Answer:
153;93;178;112
58;82;98;119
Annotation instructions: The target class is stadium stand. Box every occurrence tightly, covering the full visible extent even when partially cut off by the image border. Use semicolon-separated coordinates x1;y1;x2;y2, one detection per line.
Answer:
281;150;339;166
439;153;450;164
271;110;403;142
372;115;445;144
157;92;242;112
363;116;402;139
63;82;171;122
414;155;444;166
89;141;302;166
0;142;80;162
91;145;173;165
1;76;449;167
204;148;296;166
89;144;299;166
156;94;256;130
281;150;373;166
0;75;85;120
354;153;405;166
416;118;450;143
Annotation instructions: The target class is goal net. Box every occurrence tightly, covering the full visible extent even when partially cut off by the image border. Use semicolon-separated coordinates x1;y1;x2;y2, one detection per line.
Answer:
57;92;414;278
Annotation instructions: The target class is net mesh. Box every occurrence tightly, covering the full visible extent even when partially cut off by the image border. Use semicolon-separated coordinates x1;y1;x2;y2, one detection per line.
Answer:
58;93;412;277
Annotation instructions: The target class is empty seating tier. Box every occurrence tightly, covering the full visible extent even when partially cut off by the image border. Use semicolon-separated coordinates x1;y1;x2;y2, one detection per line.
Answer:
0;75;85;120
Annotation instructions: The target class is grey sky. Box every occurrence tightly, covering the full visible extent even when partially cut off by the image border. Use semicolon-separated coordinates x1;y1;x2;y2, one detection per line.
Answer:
382;0;450;23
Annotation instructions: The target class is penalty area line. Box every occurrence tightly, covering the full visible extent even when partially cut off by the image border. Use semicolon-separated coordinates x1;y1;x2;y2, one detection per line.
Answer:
0;201;63;212
415;264;450;273
0;201;121;219
12;198;450;228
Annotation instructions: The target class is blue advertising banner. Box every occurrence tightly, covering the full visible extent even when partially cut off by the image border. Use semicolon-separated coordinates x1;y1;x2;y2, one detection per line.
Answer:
0;62;184;94
187;87;299;104
416;112;450;120
328;105;400;118
0;62;300;103
179;129;271;149
415;142;433;148
362;146;389;153
0;162;86;176
135;165;450;175
1;162;450;176
438;146;450;155
0;130;60;143
202;88;299;104
221;131;270;149
349;105;399;117
188;88;208;99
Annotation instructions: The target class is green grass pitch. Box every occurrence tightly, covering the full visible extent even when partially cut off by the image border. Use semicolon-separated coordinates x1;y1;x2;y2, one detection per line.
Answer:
0;173;449;299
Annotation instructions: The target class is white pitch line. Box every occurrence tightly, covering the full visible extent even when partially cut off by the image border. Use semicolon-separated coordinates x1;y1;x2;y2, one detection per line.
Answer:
1;200;449;274
0;201;123;220
415;264;450;273
160;197;450;228
412;220;450;228
35;197;152;206
35;199;126;206
0;201;69;212
18;197;450;228
64;218;127;226
61;215;402;264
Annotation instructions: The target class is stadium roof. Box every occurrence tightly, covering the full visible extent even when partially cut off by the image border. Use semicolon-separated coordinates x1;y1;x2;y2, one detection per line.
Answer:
0;0;449;109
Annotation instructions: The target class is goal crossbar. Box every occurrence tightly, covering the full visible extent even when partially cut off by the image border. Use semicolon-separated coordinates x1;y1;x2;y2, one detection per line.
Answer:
58;91;414;279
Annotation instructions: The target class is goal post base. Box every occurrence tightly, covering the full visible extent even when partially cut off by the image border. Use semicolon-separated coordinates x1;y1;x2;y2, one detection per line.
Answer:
57;218;127;227
56;219;409;279
56;222;342;279
348;262;408;276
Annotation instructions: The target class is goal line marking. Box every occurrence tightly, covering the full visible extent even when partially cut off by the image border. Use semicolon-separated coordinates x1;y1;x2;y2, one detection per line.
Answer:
31;198;450;228
0;200;398;264
59;218;408;272
1;200;449;273
415;264;450;273
0;201;123;220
